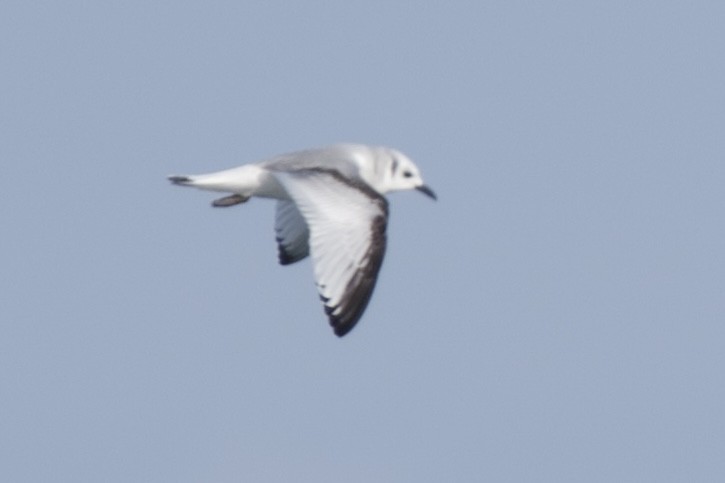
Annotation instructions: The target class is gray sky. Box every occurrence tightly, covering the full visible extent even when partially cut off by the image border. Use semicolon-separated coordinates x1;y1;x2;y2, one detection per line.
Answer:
2;1;724;482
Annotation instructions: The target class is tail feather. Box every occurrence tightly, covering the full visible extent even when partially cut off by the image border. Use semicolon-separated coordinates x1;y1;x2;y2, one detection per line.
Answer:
168;175;193;185
167;164;260;193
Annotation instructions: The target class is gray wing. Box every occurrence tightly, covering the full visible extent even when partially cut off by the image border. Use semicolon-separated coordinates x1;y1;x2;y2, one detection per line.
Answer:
273;169;388;337
274;200;310;265
261;144;365;179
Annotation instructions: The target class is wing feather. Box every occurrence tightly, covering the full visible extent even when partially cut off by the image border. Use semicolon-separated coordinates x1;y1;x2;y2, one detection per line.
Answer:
273;169;388;336
274;200;309;265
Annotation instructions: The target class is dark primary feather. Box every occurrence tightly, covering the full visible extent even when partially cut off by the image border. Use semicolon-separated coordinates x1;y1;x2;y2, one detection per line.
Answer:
274;200;310;265
272;168;390;337
324;213;388;337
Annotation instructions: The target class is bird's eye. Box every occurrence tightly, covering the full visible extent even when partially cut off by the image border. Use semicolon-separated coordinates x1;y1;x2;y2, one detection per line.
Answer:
403;170;413;178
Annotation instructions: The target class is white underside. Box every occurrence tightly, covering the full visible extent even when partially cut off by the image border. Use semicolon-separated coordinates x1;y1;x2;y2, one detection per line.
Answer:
183;164;290;199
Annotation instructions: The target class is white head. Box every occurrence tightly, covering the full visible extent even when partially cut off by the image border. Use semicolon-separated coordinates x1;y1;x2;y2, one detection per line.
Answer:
360;146;437;199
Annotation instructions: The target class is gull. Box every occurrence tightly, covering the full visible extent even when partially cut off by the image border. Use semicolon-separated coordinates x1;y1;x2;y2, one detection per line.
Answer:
168;143;436;337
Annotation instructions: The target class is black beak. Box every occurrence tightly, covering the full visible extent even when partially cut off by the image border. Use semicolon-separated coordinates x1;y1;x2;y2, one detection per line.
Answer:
416;184;437;200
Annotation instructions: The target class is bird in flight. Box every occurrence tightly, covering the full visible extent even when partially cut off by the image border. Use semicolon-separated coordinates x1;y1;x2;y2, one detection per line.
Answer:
168;143;436;337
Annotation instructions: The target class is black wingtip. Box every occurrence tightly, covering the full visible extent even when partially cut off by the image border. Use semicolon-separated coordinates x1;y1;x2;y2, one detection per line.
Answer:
277;249;295;265
168;175;192;185
326;305;362;338
333;322;355;337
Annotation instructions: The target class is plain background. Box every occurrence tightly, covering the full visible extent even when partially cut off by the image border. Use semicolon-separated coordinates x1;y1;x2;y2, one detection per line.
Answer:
2;1;724;482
